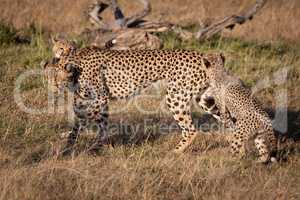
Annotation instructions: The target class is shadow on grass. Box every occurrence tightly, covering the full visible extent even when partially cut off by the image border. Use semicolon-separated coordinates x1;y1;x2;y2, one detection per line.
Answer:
108;116;169;146
107;112;222;147
265;108;300;141
286;109;300;141
265;108;300;161
11;108;300;164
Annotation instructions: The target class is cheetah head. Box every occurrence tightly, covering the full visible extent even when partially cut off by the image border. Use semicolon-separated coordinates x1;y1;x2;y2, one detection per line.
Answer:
51;37;76;59
41;58;80;93
202;53;226;81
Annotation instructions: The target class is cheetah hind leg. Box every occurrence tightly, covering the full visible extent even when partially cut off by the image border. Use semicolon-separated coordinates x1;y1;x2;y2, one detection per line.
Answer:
254;134;278;163
254;135;272;163
229;132;247;160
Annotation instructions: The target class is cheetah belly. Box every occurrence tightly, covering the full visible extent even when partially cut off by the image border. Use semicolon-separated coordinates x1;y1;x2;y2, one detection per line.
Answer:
104;67;163;99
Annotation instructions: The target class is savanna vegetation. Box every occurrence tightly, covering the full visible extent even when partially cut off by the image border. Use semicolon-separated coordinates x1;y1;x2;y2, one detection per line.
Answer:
0;0;299;199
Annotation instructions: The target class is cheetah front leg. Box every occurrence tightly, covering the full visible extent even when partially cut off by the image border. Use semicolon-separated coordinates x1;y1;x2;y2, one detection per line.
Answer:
226;121;247;159
166;85;197;153
88;102;112;152
229;131;247;159
62;118;87;155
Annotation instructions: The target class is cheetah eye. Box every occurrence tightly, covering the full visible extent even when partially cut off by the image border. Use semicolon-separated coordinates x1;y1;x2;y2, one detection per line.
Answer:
220;53;225;63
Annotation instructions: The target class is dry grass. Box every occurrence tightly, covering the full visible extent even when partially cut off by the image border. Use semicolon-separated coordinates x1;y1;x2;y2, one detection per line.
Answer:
0;0;300;42
1;137;300;200
0;23;300;199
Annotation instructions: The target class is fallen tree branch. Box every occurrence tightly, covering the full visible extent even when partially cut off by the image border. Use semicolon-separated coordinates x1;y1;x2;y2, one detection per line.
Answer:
87;0;152;30
84;0;170;50
110;0;126;28
87;0;109;29
84;0;268;49
196;0;267;40
103;29;162;50
125;0;151;27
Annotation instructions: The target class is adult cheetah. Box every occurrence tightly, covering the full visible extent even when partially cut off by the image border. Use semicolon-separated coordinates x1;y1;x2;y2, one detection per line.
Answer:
44;39;227;154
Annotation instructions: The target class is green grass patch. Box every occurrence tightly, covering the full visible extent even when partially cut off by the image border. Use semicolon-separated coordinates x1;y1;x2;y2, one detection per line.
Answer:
0;22;18;45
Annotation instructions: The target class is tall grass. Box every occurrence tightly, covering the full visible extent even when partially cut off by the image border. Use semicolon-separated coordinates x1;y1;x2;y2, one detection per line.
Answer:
0;22;17;45
0;25;299;199
0;0;299;42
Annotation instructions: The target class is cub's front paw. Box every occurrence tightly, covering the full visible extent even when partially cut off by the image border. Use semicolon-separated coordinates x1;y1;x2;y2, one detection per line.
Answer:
60;131;71;139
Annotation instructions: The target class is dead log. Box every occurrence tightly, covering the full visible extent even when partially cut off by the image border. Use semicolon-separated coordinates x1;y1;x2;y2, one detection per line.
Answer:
196;0;267;40
104;29;162;50
110;0;126;28
85;28;161;50
84;0;171;50
87;0;155;30
86;0;110;29
84;0;267;49
124;0;151;27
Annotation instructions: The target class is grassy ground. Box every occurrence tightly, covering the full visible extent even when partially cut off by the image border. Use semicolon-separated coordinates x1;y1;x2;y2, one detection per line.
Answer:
1;0;300;42
0;24;300;199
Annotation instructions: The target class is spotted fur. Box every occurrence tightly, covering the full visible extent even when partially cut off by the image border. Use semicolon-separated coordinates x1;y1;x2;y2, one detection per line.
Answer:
199;55;278;163
51;37;76;59
45;41;227;153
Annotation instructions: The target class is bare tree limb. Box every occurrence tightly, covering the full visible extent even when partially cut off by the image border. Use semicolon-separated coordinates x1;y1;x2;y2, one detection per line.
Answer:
110;0;126;28
85;0;267;46
108;0;151;28
242;0;267;20
87;0;109;29
196;0;267;40
104;29;162;50
87;0;152;30
84;0;169;50
125;0;151;27
171;26;194;41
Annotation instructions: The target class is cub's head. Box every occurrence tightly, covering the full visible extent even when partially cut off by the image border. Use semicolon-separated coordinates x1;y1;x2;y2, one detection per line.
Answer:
202;53;226;81
41;57;80;93
51;37;76;59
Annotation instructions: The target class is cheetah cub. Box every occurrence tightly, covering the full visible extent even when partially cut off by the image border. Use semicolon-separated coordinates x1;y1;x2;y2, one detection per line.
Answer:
51;37;76;59
200;54;277;163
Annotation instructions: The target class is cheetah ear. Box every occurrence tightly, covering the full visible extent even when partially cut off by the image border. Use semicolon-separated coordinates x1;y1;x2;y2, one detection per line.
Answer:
40;60;49;69
220;53;225;63
70;40;77;48
51;36;58;44
51;34;66;44
202;58;211;68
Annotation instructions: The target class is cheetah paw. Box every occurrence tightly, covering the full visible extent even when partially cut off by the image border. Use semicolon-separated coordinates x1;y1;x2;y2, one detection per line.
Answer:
256;156;270;164
173;146;185;154
60;131;71;139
